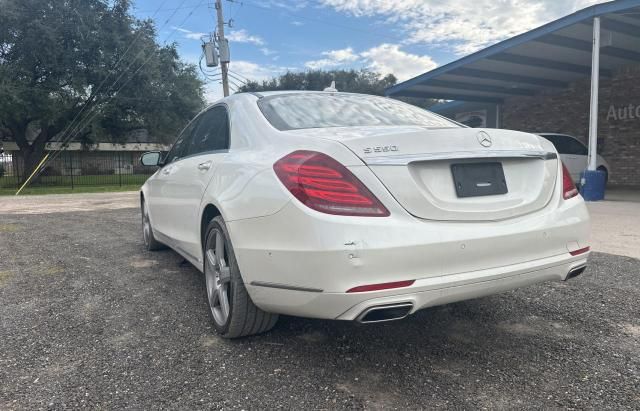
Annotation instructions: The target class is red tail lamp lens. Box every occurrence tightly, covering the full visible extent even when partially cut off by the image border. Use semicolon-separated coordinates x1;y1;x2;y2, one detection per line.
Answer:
347;280;415;293
562;162;579;200
274;151;390;217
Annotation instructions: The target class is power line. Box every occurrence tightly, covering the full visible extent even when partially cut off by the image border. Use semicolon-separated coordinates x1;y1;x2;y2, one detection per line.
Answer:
20;0;207;192
228;68;251;83
135;3;209;14
62;0;206;144
227;71;248;86
50;0;193;150
31;0;173;180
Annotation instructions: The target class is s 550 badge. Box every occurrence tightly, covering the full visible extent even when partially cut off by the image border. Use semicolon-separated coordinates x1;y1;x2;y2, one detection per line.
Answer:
363;145;399;154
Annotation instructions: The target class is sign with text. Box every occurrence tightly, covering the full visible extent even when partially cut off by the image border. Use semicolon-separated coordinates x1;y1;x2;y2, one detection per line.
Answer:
607;104;640;122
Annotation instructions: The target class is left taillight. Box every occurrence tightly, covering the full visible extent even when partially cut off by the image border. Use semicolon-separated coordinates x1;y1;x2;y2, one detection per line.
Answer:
562;162;579;200
273;150;390;217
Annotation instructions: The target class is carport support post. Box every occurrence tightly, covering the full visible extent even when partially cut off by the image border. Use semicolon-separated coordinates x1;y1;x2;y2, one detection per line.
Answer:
587;17;601;172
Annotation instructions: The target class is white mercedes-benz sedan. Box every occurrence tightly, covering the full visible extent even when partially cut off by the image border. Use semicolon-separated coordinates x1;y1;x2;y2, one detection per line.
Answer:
139;91;591;338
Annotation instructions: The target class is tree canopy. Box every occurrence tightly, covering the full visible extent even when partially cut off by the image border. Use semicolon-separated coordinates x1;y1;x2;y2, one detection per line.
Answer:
0;0;205;176
239;69;397;96
238;69;438;109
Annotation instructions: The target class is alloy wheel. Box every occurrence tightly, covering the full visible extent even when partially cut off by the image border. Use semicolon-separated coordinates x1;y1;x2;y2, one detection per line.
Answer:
142;203;151;246
205;229;232;326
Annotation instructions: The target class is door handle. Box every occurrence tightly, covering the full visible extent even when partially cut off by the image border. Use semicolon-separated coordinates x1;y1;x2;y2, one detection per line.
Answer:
197;161;212;171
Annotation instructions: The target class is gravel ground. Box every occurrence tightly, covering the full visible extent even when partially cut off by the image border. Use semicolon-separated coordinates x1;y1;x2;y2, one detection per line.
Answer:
0;207;639;410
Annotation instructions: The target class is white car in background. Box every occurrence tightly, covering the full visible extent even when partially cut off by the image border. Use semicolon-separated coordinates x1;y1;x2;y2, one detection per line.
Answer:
139;91;591;338
538;133;610;184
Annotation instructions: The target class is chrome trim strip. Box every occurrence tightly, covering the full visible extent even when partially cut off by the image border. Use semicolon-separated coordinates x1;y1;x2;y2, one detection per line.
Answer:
364;150;557;165
250;281;323;293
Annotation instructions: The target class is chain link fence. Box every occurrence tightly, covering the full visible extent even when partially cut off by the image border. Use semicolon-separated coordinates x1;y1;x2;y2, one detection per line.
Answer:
0;151;157;190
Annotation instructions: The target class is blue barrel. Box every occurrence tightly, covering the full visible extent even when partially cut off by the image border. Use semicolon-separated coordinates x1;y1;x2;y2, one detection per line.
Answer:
580;169;606;201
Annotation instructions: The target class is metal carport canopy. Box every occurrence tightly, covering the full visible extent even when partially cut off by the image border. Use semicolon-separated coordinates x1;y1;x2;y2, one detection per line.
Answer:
385;0;640;104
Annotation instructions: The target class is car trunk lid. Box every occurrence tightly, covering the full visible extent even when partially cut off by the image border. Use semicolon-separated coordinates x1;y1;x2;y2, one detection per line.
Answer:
289;126;559;221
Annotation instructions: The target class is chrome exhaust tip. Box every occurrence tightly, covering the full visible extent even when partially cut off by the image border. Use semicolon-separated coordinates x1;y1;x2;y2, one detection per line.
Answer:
357;303;414;324
565;264;587;281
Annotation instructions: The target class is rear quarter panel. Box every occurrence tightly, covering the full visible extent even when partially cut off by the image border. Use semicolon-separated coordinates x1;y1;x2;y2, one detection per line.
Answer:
198;95;367;223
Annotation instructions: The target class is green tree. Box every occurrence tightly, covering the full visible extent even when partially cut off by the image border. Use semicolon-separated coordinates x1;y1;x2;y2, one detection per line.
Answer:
239;69;397;96
0;0;204;178
238;68;439;108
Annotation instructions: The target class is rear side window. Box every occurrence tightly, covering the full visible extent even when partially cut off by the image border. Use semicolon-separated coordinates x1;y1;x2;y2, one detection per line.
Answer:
187;106;230;155
543;135;587;155
164;119;200;164
258;93;458;131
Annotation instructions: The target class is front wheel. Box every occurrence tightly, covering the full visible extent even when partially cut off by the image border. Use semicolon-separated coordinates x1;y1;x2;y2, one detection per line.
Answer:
204;216;278;338
141;199;165;251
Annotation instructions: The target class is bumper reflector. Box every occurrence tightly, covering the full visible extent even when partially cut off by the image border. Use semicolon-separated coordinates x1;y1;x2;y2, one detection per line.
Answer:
347;280;415;293
569;246;590;256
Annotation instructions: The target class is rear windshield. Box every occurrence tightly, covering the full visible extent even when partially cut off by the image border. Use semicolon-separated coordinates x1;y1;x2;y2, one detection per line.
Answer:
258;93;459;131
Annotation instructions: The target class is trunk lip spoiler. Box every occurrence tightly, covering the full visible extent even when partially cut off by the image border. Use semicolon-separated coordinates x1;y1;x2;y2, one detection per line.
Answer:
363;150;557;166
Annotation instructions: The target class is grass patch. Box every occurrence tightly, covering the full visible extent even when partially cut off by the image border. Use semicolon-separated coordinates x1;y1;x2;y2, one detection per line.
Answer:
0;224;20;232
42;265;64;275
0;271;13;286
0;184;142;196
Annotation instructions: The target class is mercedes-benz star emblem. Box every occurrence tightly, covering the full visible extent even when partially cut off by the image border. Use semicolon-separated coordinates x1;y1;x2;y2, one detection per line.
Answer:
477;131;492;147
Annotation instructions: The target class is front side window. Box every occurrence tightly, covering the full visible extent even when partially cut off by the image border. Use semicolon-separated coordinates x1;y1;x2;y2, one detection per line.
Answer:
258;93;459;131
187;106;230;155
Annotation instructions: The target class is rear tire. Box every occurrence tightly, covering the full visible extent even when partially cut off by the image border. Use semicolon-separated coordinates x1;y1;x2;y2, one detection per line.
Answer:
142;199;165;251
203;216;278;338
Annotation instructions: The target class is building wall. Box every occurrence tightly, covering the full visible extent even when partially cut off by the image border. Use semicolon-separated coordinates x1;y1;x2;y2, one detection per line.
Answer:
502;65;640;186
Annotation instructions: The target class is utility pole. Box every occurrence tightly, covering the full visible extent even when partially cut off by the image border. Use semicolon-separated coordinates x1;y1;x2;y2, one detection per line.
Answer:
215;0;230;97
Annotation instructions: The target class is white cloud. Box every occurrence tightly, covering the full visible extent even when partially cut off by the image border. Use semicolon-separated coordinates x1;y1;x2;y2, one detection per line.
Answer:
202;60;290;103
174;27;207;41
291;21;304;26
227;29;265;46
254;0;309;11
305;47;359;69
231;60;285;82
319;0;609;55
361;43;437;81
304;44;436;81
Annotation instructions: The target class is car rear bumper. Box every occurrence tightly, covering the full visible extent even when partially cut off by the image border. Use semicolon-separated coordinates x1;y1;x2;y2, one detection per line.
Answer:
243;252;588;320
227;196;590;319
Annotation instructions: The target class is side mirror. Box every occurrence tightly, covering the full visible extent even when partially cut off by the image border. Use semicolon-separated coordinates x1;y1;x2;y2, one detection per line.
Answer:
140;151;162;167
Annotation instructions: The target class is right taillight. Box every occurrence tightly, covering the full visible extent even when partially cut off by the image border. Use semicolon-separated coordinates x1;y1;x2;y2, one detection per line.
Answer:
562;162;579;200
273;150;390;217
